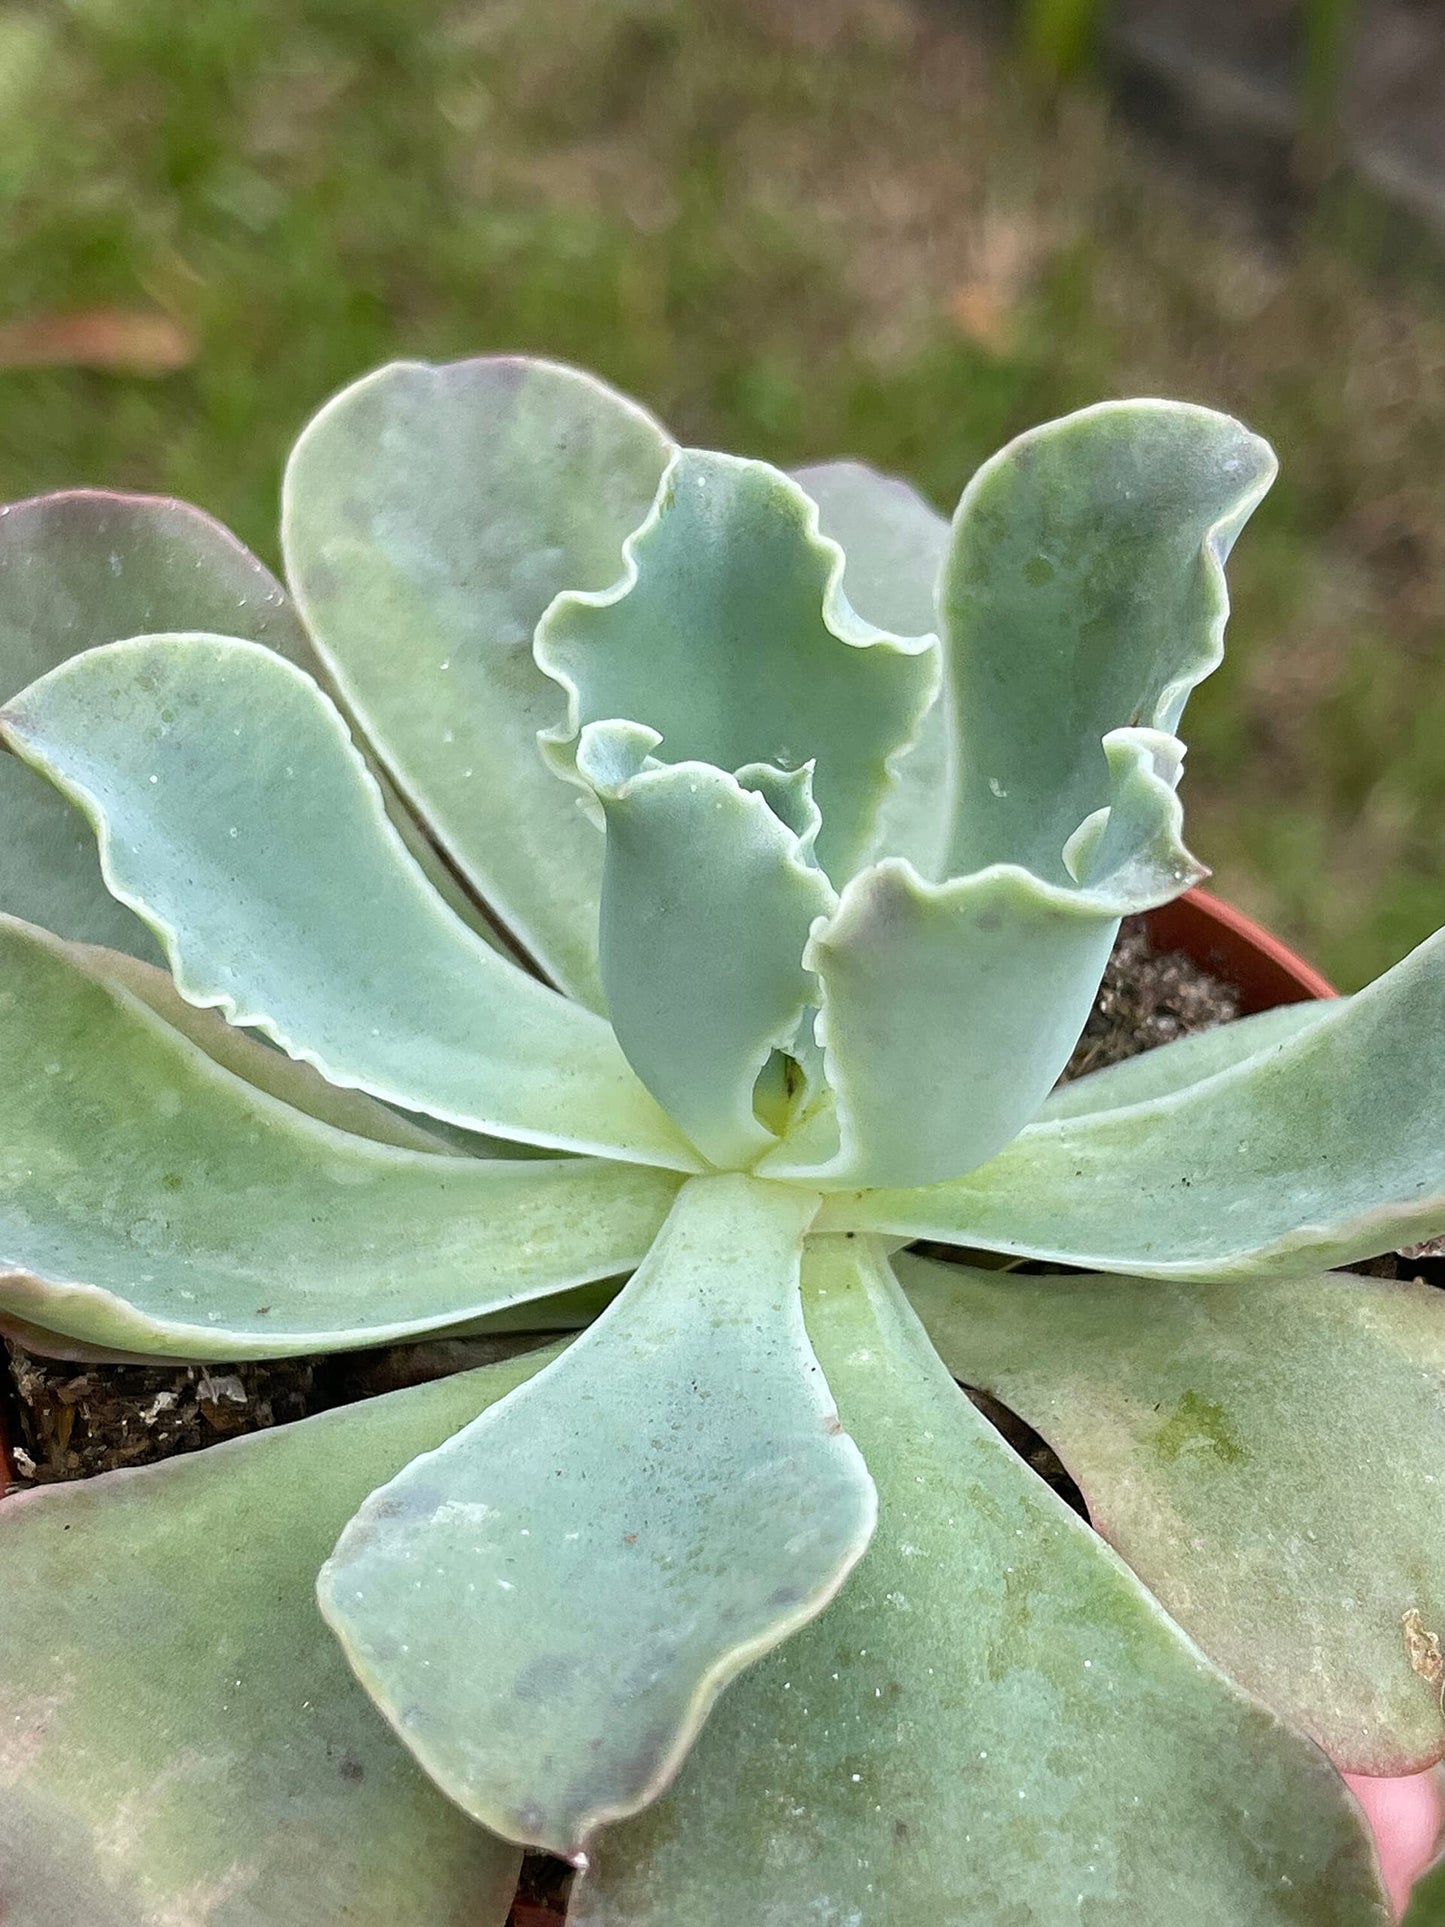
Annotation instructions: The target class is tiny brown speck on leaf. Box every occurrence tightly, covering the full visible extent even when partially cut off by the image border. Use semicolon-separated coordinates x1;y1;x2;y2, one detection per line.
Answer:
1401;1608;1445;1708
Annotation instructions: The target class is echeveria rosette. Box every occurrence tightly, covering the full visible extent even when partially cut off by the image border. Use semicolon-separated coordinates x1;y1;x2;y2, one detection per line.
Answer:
0;356;1439;1923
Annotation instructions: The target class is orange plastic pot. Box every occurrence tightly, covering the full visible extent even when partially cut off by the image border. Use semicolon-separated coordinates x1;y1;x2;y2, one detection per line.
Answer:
1144;885;1337;1011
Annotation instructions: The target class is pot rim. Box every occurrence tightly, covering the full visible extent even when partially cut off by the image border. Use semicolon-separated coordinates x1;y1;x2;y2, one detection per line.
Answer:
1143;885;1337;1013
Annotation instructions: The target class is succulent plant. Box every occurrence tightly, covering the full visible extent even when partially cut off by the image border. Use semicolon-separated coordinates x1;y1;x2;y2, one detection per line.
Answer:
0;358;1442;1926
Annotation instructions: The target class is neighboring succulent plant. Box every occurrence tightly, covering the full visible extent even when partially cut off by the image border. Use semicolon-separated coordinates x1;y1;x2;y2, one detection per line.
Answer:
0;358;1442;1926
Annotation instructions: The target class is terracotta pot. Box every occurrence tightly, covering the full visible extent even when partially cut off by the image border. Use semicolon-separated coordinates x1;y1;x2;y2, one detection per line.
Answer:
1143;885;1337;1010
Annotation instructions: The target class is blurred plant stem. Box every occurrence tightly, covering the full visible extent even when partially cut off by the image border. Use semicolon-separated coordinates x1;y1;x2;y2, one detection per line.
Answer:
1018;0;1102;84
1298;0;1360;184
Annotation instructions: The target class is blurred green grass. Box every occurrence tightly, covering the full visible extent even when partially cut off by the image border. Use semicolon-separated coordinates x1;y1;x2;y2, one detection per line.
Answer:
1;0;1442;986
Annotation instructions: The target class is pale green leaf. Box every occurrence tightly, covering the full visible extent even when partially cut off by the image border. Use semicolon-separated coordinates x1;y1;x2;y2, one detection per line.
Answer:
282;356;674;1006
76;939;464;1154
941;399;1276;881
763;730;1203;1188
0;915;680;1358
764;406;1264;1189
85;939;550;1162
0;489;311;960
1040;996;1340;1120
0;486;510;952
576;721;836;1166
793;459;951;876
1;634;699;1169
319;1174;876;1859
537;448;939;884
821;927;1445;1274
901;1254;1445;1774
791;460;944;637
571;1235;1388;1926
0;1277;616;1369
0;1350;565;1925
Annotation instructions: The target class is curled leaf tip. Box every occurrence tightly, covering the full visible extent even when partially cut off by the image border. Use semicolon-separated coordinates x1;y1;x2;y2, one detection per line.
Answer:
536;445;938;885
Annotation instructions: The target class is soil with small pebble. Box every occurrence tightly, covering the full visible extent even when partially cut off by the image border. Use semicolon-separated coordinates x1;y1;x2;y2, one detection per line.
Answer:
1059;919;1240;1079
0;1332;557;1487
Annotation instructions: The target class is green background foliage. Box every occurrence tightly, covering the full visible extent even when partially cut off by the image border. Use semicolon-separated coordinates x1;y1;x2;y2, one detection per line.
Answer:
1;0;1442;986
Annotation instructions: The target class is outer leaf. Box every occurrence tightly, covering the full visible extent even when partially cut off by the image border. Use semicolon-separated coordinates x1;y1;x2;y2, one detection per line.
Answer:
319;1174;876;1859
0;489;311;960
0;1277;615;1370
791;460;944;636
1;634;699;1169
282;357;674;1006
576;721;836;1166
537;448;939;884
793;459;951;876
901;1255;1445;1774
0;915;680;1358
84;940;550;1163
940;399;1276;881
821;927;1445;1274
1039;996;1339;1120
763;730;1203;1188
0;1351;564;1925
0;487;510;953
77;939;464;1155
571;1235;1389;1927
